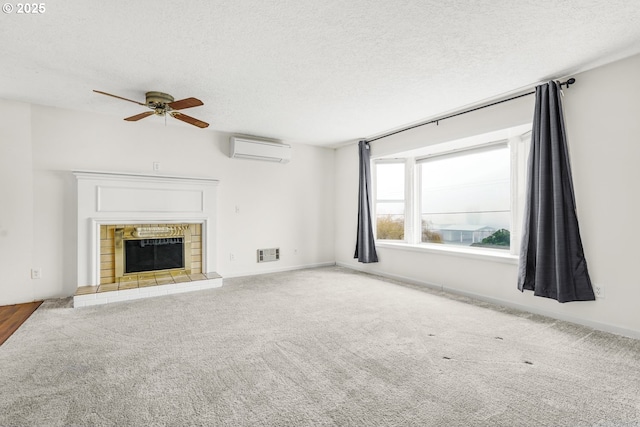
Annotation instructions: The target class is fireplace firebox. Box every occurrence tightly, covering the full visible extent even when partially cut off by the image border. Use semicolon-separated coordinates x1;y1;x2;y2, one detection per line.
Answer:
115;225;192;278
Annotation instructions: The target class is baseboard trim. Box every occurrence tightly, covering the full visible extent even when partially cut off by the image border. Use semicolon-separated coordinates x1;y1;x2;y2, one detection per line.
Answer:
223;262;337;279
336;261;640;340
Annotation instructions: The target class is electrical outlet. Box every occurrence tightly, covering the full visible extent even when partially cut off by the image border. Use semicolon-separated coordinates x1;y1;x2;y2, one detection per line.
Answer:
153;162;161;171
229;253;235;261
31;268;41;279
593;284;605;299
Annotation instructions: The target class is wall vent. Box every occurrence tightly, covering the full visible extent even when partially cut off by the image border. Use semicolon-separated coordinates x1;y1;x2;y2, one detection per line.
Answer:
257;248;280;263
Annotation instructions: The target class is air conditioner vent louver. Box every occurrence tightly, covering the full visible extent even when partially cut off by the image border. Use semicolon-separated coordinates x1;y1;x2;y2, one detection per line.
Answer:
257;248;280;263
230;136;291;163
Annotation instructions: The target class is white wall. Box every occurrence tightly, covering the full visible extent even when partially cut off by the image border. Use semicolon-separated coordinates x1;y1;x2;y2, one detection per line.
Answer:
0;103;335;304
335;53;640;338
0;100;35;304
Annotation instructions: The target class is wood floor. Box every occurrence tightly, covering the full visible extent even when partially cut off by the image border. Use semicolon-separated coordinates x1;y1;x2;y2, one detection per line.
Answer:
0;301;43;346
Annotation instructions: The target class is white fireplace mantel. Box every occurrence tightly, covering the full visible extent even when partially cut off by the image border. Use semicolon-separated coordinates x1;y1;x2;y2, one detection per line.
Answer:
74;171;219;287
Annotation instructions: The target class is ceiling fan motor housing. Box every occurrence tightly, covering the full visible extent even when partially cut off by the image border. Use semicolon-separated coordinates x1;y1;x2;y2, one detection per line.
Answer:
145;91;174;107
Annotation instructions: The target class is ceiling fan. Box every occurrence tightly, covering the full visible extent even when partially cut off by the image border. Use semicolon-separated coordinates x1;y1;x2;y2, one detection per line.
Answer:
93;90;209;128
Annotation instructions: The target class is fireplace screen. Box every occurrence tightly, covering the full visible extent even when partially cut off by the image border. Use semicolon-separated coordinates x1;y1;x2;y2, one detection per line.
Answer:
125;238;184;274
115;225;192;278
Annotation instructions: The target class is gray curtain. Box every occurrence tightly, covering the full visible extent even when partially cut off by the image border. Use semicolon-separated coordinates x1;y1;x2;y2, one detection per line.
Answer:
354;140;378;263
517;81;595;302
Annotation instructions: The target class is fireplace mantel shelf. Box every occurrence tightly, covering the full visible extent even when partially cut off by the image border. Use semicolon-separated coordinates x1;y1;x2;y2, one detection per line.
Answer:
73;170;219;185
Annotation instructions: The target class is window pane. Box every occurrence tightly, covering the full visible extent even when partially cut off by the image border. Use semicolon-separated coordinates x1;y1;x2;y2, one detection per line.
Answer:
376;163;405;201
376;162;405;240
420;146;511;249
376;215;405;240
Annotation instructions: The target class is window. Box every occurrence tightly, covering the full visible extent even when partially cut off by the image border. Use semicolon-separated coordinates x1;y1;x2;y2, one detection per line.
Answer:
373;124;531;255
374;161;405;240
419;144;511;249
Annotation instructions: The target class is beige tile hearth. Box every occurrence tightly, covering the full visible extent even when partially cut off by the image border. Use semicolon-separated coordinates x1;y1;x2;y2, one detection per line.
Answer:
155;273;174;286
74;271;223;308
118;281;139;290
98;283;119;292
171;271;191;283
188;273;207;281
75;285;99;296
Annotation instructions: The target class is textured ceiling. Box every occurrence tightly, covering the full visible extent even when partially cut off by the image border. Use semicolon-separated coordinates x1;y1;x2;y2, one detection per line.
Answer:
2;0;640;146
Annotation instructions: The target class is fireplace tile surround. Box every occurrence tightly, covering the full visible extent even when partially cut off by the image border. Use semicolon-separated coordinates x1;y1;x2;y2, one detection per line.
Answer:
73;171;221;307
100;223;202;284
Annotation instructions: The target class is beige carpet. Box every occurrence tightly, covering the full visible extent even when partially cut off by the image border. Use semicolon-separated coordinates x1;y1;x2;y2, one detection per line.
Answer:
1;266;639;426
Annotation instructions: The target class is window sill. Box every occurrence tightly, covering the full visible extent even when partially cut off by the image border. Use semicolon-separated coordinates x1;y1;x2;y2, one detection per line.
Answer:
375;241;519;265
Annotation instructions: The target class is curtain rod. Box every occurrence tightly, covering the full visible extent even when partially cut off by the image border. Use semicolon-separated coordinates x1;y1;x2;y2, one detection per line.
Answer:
365;78;576;144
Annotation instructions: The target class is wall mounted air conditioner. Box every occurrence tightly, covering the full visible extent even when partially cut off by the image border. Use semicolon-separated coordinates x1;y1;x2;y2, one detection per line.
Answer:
229;136;291;163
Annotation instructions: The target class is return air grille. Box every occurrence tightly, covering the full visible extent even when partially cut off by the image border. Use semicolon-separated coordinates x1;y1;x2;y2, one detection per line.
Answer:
257;248;280;263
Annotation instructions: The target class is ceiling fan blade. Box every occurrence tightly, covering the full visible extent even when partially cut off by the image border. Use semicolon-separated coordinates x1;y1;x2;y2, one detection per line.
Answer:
124;111;155;121
167;97;204;110
94;90;146;106
170;112;209;128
